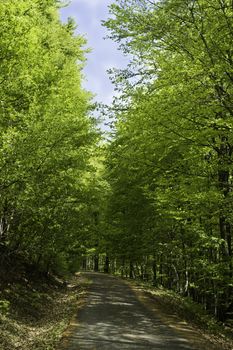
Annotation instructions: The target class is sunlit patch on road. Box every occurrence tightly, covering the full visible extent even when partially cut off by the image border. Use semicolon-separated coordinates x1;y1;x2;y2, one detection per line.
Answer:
57;273;215;350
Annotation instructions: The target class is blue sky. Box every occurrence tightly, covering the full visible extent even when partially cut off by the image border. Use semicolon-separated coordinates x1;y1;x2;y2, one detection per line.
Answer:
60;0;128;108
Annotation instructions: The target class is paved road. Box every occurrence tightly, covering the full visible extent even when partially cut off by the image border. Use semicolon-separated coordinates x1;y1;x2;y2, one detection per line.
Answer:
58;273;212;350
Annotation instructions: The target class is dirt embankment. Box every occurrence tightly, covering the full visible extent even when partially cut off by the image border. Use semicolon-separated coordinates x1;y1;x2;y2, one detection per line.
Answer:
0;250;87;350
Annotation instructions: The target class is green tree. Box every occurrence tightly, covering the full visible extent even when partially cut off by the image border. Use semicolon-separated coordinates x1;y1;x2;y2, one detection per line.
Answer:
0;0;98;274
103;0;233;321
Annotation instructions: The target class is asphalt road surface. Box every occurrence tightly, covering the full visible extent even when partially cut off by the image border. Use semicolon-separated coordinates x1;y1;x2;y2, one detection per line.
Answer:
58;272;216;350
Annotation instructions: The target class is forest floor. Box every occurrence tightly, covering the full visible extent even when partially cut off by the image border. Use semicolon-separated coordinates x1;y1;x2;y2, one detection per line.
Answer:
0;262;88;350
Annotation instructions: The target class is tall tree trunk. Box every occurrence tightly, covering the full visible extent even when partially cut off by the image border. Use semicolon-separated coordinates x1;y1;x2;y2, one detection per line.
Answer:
217;135;233;320
0;201;9;243
129;261;134;279
94;255;99;272
104;256;110;273
152;256;157;286
159;254;163;285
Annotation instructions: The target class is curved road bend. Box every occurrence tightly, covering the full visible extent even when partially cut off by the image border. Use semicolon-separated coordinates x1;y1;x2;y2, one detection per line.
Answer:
58;272;217;350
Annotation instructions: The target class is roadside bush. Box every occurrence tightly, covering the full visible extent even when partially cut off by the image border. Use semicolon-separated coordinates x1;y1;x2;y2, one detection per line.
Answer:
0;300;10;316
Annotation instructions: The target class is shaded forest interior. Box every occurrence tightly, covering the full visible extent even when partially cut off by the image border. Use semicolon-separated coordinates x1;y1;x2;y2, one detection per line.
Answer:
0;0;233;331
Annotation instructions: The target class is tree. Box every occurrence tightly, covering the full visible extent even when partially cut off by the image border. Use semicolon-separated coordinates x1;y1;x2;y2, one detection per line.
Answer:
0;0;98;274
103;0;233;321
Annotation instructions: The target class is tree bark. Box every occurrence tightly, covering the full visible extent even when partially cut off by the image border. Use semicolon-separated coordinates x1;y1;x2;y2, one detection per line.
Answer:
104;256;110;273
94;255;99;272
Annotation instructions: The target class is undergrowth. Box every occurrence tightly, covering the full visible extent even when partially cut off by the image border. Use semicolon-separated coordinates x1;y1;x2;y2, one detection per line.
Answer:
0;251;85;350
129;278;233;349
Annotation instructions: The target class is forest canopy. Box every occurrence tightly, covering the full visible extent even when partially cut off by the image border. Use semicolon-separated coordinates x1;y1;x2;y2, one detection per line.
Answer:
0;0;101;273
0;0;232;325
102;0;233;322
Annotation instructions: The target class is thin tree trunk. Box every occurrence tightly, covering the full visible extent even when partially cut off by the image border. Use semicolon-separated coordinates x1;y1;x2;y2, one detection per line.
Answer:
94;255;99;272
104;256;110;273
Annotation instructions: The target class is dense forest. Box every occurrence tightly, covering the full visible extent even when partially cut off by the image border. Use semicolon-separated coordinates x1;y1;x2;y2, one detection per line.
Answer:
101;0;233;323
0;0;103;275
0;0;233;328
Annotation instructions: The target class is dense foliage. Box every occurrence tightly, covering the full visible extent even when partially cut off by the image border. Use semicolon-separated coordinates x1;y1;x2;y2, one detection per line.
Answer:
0;0;100;274
1;0;233;327
103;0;233;322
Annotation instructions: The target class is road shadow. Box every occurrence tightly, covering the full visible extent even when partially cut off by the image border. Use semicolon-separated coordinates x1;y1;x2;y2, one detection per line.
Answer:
57;273;207;350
